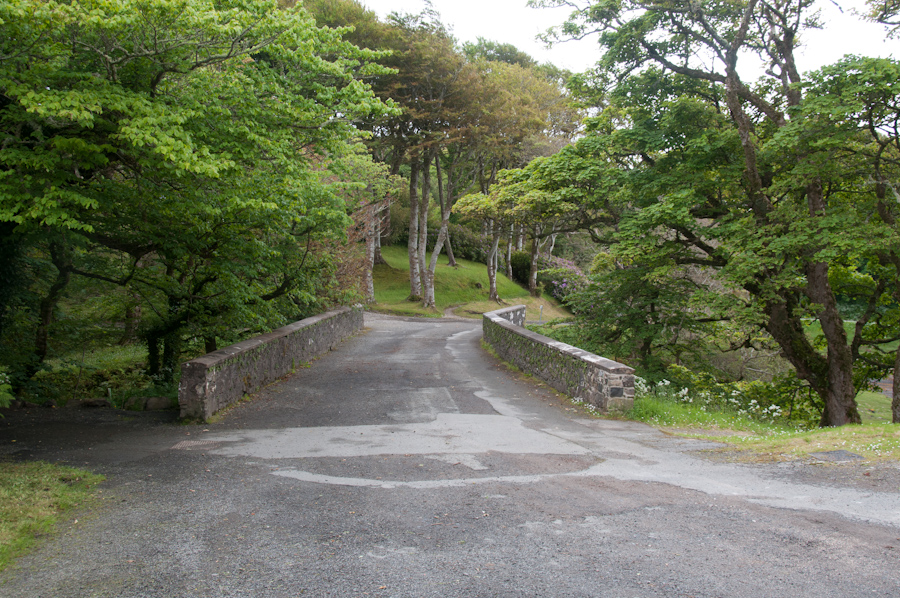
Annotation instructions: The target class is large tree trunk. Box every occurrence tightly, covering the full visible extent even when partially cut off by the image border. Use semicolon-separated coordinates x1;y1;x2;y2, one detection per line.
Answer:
724;59;860;426
806;259;861;425
119;303;141;345
27;241;71;381
407;159;422;301
762;288;861;427
160;330;182;385
804;179;861;426
146;293;186;385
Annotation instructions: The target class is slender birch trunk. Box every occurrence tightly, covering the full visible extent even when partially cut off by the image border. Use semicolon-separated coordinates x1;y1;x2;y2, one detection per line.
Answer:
373;205;387;266
424;153;451;308
487;222;502;302
419;152;433;306
505;225;514;279
445;232;457;267
528;228;542;297
364;202;376;303
407;159;422;301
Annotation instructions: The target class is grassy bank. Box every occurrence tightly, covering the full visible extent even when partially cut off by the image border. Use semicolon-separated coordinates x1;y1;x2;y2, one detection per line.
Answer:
0;461;104;571
373;245;570;320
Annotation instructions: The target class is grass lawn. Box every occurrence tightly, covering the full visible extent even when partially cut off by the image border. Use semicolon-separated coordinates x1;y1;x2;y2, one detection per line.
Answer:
0;461;104;571
858;390;894;424
372;245;570;320
803;319;900;352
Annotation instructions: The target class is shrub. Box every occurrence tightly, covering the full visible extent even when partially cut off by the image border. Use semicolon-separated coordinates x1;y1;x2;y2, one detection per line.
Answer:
648;364;820;426
447;224;491;263
0;368;11;408
392;224;492;264
537;255;588;303
510;251;531;285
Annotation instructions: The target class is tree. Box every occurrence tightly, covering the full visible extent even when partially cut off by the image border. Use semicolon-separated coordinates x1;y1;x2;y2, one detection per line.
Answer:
533;0;900;425
0;0;394;384
864;0;900;36
454;189;514;302
304;1;581;308
421;57;581;305
462;38;538;68
796;56;900;423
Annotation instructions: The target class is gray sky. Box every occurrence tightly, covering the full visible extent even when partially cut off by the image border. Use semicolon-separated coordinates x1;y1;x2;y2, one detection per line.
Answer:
358;0;897;75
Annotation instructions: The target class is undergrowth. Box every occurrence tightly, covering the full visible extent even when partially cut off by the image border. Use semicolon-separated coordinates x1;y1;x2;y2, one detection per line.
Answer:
22;344;177;408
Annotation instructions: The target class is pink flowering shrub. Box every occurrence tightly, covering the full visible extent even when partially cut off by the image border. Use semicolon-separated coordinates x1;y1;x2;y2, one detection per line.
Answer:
538;255;588;304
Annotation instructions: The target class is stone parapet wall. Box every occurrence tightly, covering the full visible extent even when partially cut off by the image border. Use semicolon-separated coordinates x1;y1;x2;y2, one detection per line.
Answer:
178;307;363;420
483;305;634;412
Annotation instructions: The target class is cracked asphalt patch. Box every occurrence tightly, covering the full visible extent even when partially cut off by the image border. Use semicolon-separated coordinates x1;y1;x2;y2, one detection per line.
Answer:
1;312;898;597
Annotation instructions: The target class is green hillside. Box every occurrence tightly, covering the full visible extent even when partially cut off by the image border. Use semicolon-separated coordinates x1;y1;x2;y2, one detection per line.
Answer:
372;245;570;321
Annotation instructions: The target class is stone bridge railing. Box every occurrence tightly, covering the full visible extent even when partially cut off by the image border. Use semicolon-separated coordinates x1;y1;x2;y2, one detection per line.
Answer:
483;305;634;413
178;307;363;420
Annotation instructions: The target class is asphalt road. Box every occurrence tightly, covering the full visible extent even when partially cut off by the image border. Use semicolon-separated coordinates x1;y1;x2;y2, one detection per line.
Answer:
1;312;899;597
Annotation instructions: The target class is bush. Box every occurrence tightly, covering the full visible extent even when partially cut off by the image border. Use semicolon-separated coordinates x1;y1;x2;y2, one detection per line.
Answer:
510;251;531;285
0;368;12;408
537;255;588;303
646;364;820;427
392;223;492;264
447;224;491;263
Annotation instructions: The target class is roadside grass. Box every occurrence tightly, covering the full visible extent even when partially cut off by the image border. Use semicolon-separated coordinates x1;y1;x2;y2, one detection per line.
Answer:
626;394;778;434
624;392;900;462
0;461;104;571
721;423;900;462
373;245;570;319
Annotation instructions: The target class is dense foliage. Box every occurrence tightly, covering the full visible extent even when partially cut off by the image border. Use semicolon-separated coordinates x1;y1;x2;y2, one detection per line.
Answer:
0;0;394;389
511;0;900;425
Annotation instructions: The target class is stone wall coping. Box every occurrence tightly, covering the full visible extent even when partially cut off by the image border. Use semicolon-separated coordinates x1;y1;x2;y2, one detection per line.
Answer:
184;308;349;369
487;304;527;321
